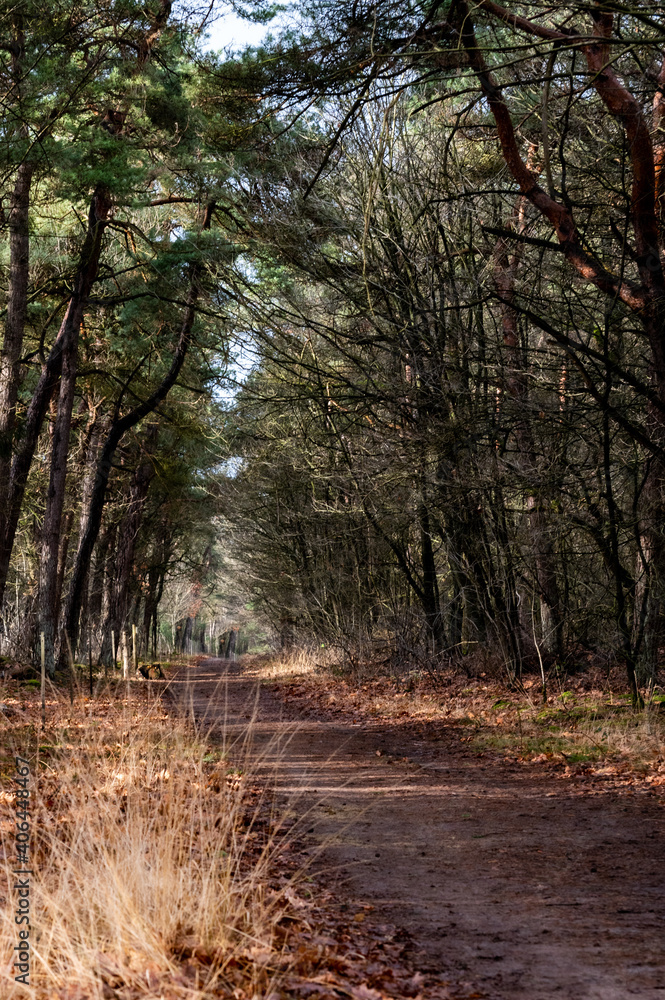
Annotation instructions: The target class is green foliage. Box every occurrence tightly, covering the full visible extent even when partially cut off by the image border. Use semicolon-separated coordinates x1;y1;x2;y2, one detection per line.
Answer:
2;0;664;700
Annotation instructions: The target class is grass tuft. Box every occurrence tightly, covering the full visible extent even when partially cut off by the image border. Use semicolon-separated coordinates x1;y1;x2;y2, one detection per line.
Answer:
0;680;289;998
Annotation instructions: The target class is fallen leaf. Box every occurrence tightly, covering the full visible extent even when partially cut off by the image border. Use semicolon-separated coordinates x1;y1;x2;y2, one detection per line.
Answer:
351;986;384;1000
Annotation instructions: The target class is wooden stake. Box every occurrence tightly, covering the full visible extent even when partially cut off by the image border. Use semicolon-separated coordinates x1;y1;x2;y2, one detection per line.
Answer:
111;630;116;671
88;632;93;697
132;624;138;674
40;632;45;731
122;630;130;701
121;630;129;679
64;632;75;705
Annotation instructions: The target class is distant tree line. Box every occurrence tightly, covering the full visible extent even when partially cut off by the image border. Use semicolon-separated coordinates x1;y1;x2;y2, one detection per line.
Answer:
0;0;258;673
216;0;665;701
1;1;663;702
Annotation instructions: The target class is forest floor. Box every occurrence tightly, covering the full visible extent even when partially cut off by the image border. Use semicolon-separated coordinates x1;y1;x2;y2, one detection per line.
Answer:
175;654;665;1000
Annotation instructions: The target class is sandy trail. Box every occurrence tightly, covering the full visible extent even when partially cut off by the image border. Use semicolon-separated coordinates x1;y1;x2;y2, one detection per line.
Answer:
168;657;664;1000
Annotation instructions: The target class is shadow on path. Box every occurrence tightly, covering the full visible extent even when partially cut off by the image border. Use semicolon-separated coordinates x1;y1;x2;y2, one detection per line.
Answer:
166;657;664;1000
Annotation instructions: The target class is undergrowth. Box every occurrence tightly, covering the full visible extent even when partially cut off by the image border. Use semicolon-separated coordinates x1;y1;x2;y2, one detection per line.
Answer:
0;676;290;999
246;649;665;778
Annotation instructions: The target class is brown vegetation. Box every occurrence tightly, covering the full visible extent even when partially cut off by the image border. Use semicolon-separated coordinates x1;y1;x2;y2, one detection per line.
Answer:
246;650;665;788
0;676;286;998
0;669;460;999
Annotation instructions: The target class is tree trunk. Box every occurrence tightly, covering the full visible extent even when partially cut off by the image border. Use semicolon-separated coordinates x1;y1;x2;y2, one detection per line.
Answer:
224;628;237;658
120;629;129;678
99;522;117;625
279;618;294;650
0;161;33;506
0;184;110;622
97;446;156;665
38;326;78;674
142;552;163;659
493;174;563;655
60;201;214;662
633;386;665;693
0;14;32;514
36;187;110;675
181;616;193;653
55;509;75;623
419;502;444;652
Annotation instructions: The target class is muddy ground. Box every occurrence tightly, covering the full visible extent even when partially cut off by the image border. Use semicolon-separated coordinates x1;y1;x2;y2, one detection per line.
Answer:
169;657;664;1000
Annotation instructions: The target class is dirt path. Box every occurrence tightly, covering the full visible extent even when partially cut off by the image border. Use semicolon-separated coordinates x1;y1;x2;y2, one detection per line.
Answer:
169;658;664;1000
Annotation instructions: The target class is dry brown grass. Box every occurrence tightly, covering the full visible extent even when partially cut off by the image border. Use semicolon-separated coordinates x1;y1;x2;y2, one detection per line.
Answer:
0;677;293;999
244;649;335;680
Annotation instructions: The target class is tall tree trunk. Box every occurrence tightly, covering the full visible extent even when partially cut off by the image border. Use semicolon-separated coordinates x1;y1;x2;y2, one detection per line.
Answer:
0;161;33;504
181;616;193;653
60;202;214;662
224;628;237;658
35;186;110;674
0;185;110;621
55;509;75;623
633;362;665;690
419;501;444;652
142;553;162;658
99;522;117;632
494;172;563;655
151;559;168;657
56;408;104;643
97;445;156;665
638;57;665;688
38;324;78;674
0;14;32;506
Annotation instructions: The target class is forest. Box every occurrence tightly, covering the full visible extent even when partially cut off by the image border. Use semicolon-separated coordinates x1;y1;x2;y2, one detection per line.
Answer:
1;0;665;695
1;4;665;999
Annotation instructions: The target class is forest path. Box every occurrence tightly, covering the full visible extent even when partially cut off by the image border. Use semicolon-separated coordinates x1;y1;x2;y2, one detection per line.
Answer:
168;657;664;1000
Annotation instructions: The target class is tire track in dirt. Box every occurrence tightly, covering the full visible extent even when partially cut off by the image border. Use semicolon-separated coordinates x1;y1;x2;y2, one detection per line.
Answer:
168;657;664;1000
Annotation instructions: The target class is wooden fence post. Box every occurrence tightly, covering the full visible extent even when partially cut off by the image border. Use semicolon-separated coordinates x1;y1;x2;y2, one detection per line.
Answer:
64;632;75;705
88;632;93;697
40;632;45;730
122;630;129;679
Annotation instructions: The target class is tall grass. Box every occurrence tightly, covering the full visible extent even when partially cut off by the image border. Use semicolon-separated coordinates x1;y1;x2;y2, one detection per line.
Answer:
0;682;289;998
244;648;334;679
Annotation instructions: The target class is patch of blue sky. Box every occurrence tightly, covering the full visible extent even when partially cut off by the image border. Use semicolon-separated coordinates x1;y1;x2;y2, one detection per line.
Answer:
215;337;260;404
204;11;272;51
171;0;283;52
215;455;245;478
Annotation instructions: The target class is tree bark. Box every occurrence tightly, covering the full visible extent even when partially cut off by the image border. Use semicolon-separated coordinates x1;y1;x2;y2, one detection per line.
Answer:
97;445;156;665
60;202;214;662
55;509;74;623
38;319;78;674
0;12;32;505
0;184;110;625
419;501;444;652
35;185;111;674
493;176;563;655
224;628;237;658
0;161;33;504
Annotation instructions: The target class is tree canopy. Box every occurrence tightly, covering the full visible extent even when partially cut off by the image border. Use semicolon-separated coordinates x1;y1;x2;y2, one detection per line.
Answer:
1;0;664;701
